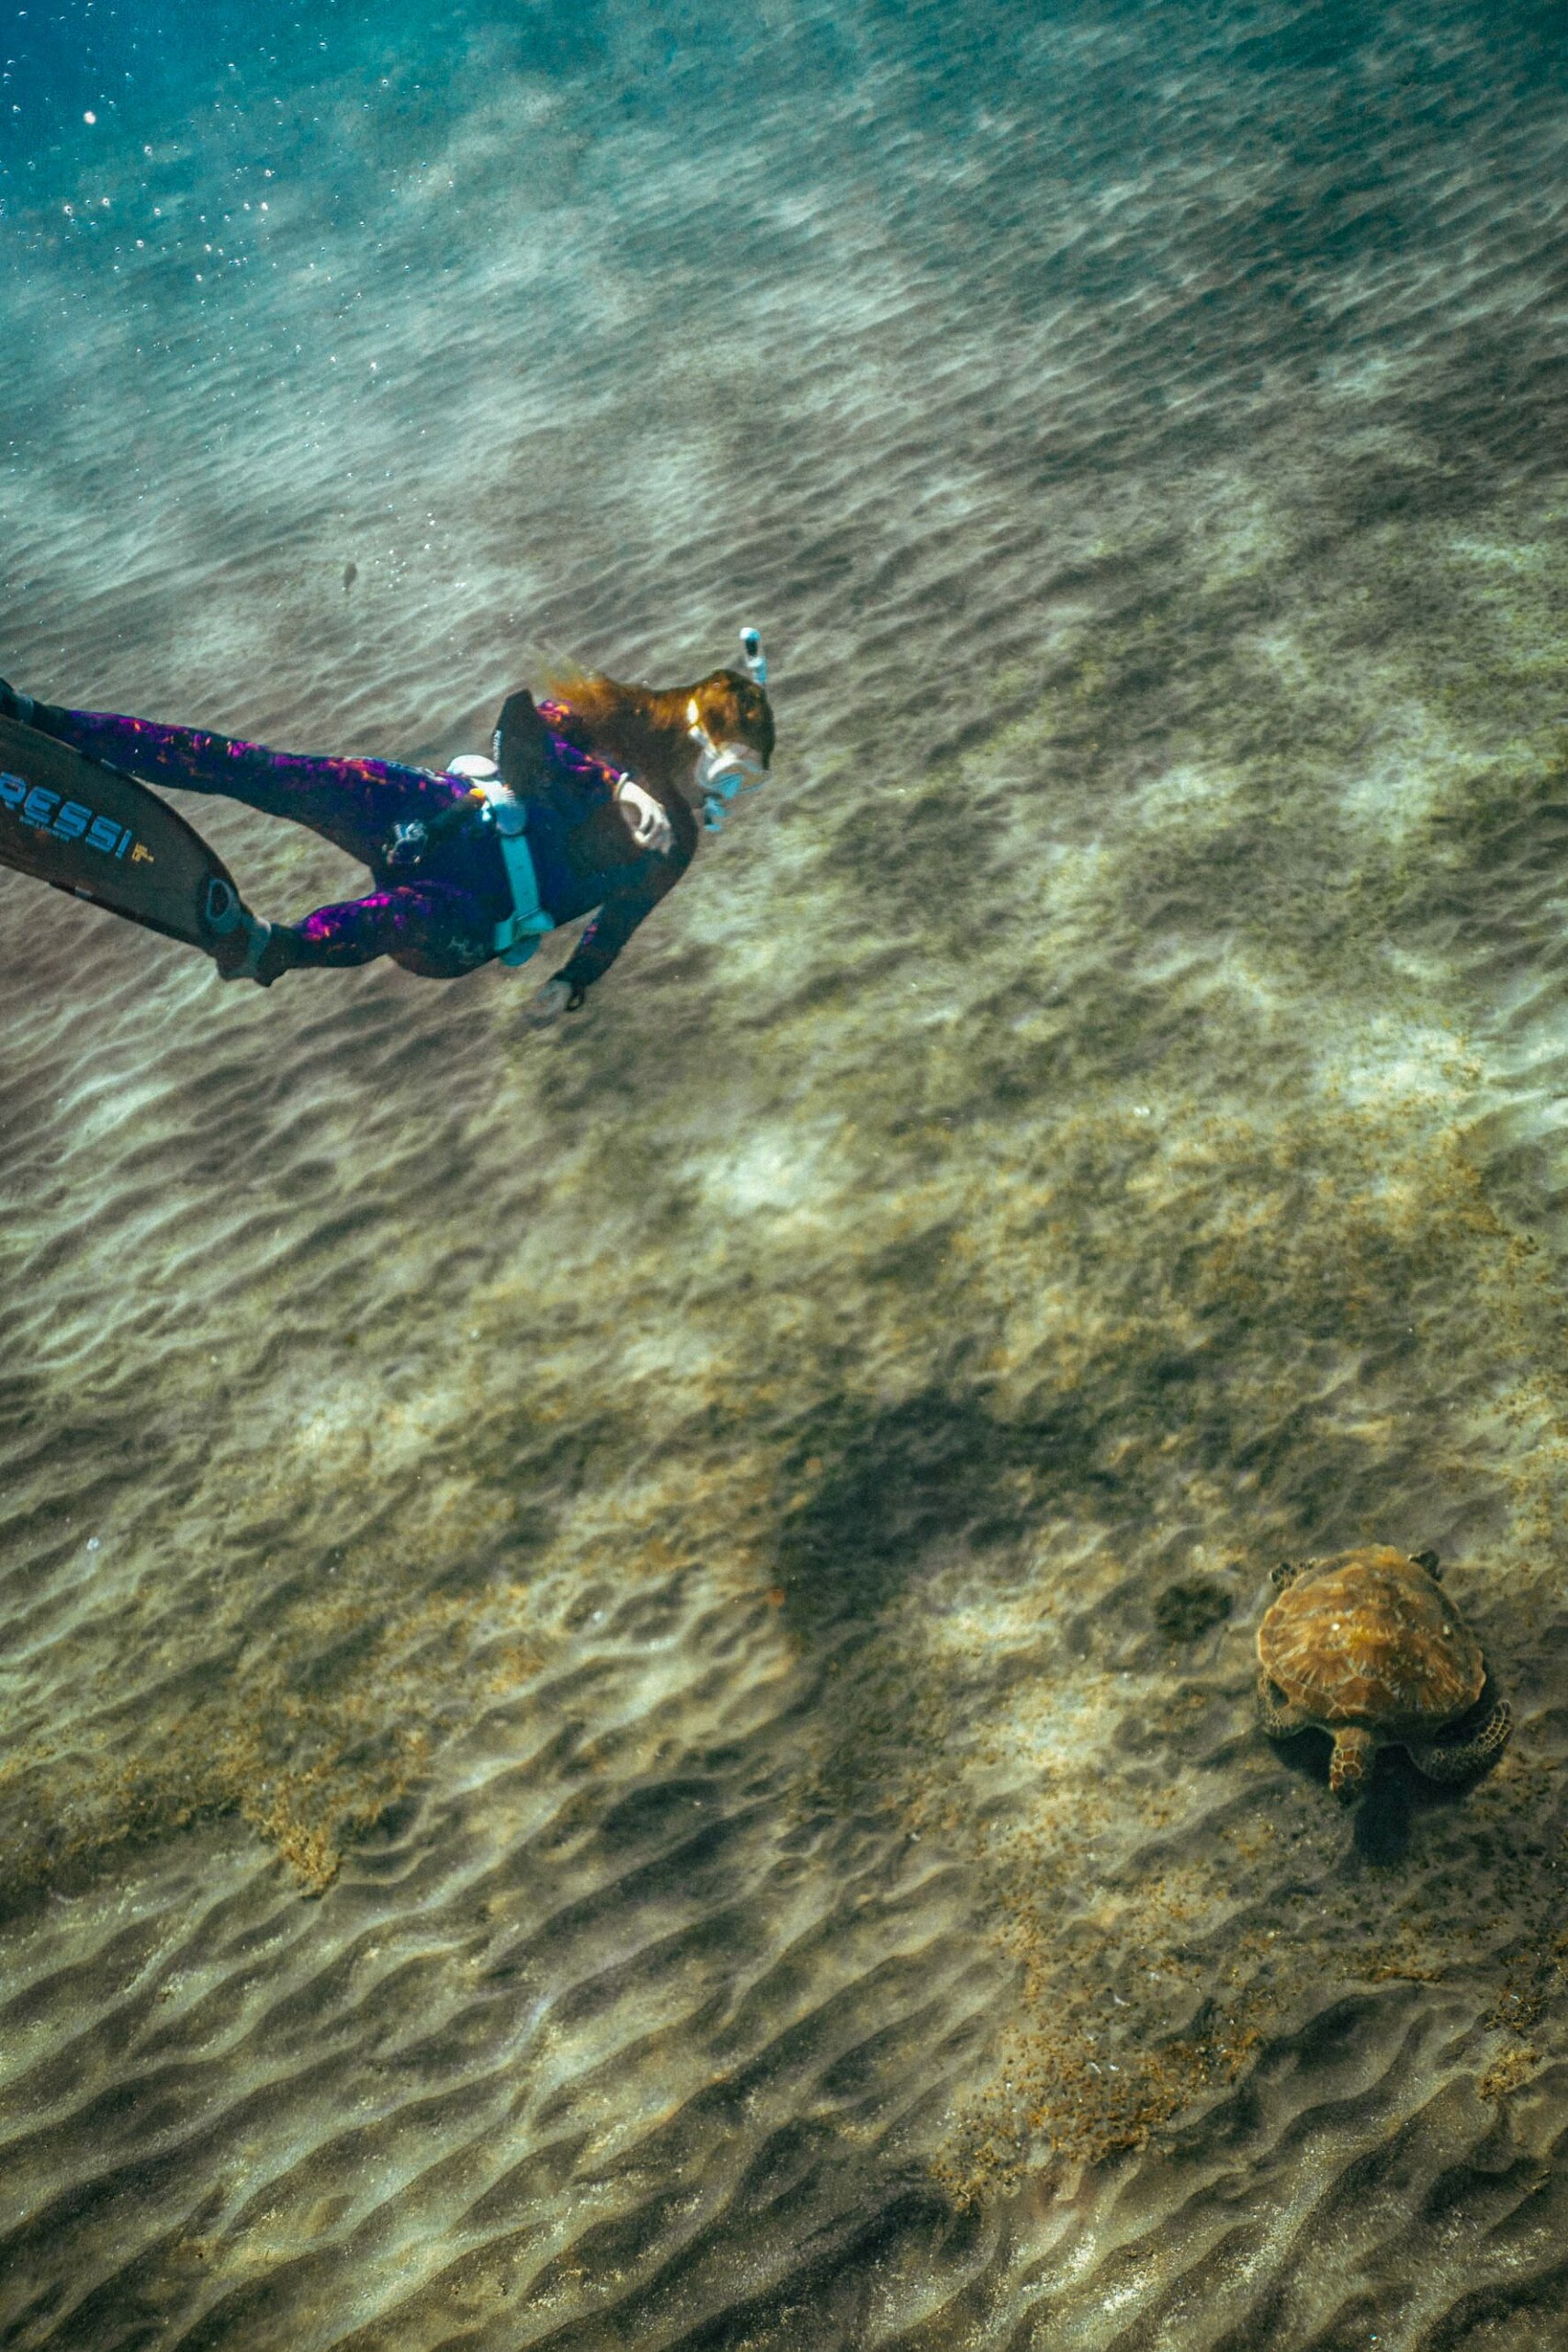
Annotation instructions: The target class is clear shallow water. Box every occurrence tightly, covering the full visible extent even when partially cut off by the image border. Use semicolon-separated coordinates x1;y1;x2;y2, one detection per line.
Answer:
1;1;1567;2344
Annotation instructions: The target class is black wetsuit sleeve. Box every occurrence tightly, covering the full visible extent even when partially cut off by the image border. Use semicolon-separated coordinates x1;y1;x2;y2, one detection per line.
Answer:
555;824;695;996
555;874;666;996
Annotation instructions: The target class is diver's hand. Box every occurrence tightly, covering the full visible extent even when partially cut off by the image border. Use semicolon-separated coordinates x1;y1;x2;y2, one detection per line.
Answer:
524;977;573;1026
615;777;672;856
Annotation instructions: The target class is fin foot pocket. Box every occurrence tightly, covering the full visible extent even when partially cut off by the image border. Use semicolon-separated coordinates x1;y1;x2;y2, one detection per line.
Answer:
215;911;278;985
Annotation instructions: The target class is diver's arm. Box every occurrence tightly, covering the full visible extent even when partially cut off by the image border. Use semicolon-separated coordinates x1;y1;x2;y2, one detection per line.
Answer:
614;777;672;855
522;876;667;1023
496;685;673;856
541;838;692;1012
555;887;660;998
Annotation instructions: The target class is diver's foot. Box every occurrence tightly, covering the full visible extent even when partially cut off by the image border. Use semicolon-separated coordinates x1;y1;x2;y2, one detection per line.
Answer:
214;912;271;982
215;914;301;987
256;924;312;985
0;678;37;726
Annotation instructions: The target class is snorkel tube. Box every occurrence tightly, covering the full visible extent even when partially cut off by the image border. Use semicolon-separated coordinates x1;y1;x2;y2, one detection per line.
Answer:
692;625;771;832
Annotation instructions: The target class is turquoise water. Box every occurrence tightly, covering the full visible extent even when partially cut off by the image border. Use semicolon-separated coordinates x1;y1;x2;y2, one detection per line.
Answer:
2;3;1567;2345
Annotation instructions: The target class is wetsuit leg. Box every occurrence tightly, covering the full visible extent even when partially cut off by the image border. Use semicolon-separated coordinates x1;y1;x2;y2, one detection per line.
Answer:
279;882;493;976
8;700;450;869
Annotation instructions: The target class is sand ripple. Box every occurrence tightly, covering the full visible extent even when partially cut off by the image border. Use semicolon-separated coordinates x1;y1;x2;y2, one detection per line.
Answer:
1;0;1567;2342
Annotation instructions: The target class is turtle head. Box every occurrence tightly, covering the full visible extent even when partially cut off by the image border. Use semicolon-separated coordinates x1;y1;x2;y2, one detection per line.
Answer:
1328;1724;1377;1801
1410;1549;1441;1580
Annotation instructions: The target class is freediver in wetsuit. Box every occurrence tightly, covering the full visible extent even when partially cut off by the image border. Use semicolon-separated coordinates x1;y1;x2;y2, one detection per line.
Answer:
0;633;774;1020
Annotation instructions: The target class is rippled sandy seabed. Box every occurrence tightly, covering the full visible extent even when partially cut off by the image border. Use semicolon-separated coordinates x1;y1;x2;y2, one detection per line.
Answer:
2;0;1567;2343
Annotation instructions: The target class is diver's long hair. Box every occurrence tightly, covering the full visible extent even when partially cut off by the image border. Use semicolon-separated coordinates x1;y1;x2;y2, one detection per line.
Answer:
543;666;774;795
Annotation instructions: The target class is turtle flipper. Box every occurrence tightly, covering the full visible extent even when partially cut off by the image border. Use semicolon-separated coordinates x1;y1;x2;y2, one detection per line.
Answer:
1257;1670;1308;1738
1409;1698;1512;1786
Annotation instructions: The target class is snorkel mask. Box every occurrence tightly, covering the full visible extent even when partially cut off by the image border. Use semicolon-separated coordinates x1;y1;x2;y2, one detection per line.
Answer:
691;626;770;832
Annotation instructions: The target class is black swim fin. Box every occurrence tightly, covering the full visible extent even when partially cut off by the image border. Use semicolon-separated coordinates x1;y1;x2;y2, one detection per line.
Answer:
0;713;265;973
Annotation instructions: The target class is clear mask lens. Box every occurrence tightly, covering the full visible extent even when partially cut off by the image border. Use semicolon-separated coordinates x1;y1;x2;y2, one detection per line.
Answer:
690;696;766;833
694;738;764;796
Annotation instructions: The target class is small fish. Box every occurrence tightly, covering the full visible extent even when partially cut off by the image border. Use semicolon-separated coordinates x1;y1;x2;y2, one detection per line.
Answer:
343;561;357;594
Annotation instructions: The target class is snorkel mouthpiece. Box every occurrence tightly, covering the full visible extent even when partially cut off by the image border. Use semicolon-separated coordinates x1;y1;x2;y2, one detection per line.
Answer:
699;769;755;831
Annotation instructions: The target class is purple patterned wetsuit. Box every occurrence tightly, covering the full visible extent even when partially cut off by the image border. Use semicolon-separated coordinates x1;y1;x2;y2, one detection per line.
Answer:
12;688;697;995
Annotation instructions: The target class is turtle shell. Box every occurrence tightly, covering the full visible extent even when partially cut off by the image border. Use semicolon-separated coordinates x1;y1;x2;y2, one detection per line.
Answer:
1258;1545;1484;1733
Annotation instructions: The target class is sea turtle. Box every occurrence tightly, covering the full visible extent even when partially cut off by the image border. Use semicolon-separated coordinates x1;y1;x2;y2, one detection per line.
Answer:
1257;1545;1510;1800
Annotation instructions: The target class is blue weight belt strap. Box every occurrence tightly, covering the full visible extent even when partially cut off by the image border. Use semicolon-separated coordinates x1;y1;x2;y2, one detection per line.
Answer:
475;782;555;967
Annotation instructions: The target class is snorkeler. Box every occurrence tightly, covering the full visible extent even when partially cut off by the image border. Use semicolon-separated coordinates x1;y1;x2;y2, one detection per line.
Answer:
0;631;774;1020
